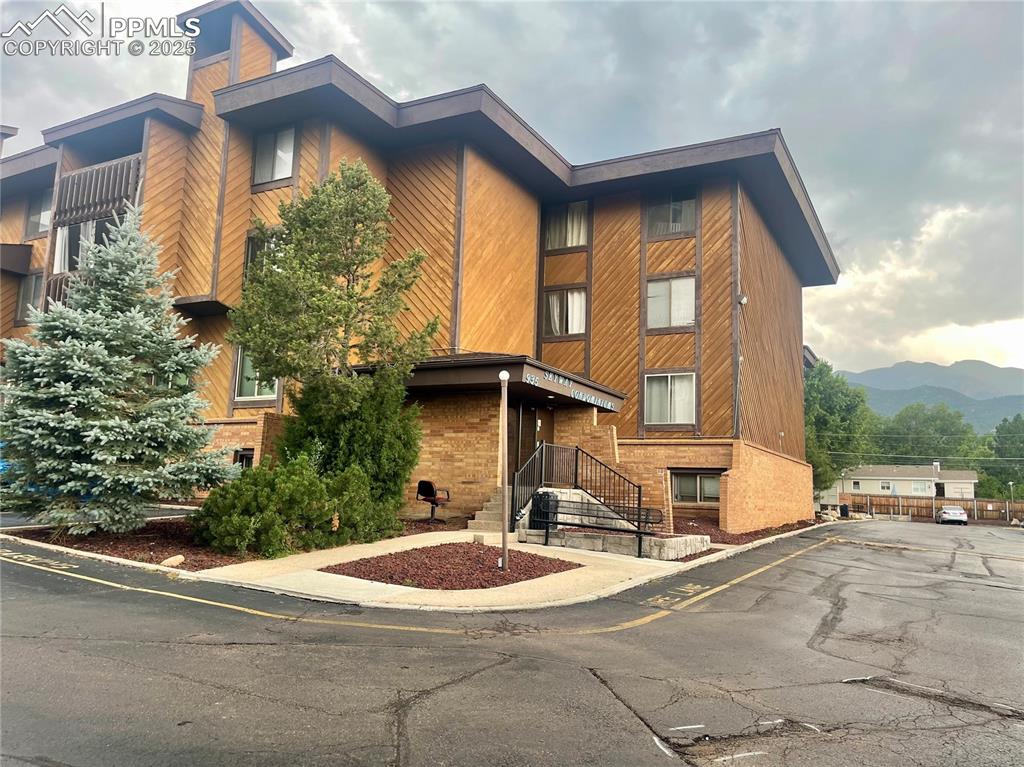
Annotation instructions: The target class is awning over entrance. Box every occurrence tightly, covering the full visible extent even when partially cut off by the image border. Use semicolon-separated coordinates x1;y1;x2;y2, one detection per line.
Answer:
405;353;626;413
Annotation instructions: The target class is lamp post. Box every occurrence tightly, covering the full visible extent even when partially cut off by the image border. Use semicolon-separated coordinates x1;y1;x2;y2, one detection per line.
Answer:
498;370;510;572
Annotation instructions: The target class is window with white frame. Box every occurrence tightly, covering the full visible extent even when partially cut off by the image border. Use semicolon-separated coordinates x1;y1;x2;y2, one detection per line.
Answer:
912;480;929;494
880;480;891;492
543;201;588;251
15;272;44;323
647;189;696;238
644;372;695;425
235;349;278;400
252;127;295;185
852;480;861;491
543;287;586;337
671;472;721;504
647;276;695;329
25;188;52;237
53;216;115;273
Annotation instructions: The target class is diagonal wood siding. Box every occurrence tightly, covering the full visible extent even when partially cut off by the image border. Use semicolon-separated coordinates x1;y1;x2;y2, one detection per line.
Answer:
543;250;587;286
591;193;642;437
141;118;189;277
295;120;321;198
237;20;275;82
700;179;736;436
215;126;254;307
459;145;538;355
385;142;457;345
646;332;696;370
647;237;696;274
542;340;585;375
738;184;805;458
329;124;387;183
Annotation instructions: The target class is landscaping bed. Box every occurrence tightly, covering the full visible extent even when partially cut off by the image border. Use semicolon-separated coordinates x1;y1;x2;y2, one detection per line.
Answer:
674;517;819;545
399;517;470;536
320;542;580;589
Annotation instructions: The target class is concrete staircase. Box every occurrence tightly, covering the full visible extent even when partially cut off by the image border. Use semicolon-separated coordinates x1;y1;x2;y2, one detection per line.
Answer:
467;487;510;532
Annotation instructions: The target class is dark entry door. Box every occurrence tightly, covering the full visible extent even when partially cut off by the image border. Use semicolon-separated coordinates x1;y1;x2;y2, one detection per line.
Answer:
537;408;555;446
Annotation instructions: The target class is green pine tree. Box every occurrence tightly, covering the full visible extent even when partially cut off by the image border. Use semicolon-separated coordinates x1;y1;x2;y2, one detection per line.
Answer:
0;206;235;534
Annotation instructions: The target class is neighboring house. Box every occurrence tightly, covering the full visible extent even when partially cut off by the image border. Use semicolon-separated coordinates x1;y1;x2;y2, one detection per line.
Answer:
819;464;978;506
0;0;838;534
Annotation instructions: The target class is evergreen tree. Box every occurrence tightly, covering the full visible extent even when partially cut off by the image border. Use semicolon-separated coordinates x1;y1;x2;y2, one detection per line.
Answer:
0;207;234;533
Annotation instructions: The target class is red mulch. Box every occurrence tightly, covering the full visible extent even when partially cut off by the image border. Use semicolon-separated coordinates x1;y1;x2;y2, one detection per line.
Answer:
10;519;247;571
398;517;470;536
674;547;724;562
321;542;580;590
674;517;819;545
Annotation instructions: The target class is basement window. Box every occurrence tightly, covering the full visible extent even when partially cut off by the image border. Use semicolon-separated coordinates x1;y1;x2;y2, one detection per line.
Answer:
671;472;721;504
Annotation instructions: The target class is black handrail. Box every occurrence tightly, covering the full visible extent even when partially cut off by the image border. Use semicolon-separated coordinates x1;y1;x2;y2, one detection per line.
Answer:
508;442;644;532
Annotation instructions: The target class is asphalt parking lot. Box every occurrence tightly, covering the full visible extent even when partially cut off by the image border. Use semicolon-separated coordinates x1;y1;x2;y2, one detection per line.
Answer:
2;520;1022;766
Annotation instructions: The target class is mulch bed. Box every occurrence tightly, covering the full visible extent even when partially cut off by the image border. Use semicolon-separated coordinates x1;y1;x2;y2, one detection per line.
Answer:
398;517;470;536
321;542;580;590
10;519;247;572
674;517;819;545
674;547;724;563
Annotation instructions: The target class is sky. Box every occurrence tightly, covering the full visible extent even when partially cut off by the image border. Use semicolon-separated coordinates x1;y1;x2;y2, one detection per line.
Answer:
1;0;1022;373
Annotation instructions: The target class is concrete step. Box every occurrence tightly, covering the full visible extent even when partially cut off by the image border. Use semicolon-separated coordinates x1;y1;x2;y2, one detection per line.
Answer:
467;519;502;532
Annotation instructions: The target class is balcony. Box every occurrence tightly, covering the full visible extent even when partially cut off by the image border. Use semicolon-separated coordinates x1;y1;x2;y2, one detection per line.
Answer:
44;271;74;309
53;153;141;228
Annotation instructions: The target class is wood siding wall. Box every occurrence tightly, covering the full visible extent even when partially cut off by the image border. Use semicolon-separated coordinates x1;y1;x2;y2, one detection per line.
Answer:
542;339;585;375
215;124;254;307
543;251;587;286
1;196;51;342
385;142;458;346
237;20;275;82
328;123;387;183
700;179;736;437
140;118;190;276
647;237;696;274
459;145;538;355
738;184;805;458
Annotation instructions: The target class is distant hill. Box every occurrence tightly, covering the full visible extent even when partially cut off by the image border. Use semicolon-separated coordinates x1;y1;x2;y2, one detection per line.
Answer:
854;384;1024;433
839;360;1024;400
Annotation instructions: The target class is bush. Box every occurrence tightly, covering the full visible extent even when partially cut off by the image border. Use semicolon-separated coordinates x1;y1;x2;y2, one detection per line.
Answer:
192;455;402;558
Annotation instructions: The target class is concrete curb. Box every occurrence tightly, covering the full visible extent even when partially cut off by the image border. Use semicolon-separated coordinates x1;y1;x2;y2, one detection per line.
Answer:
0;519;859;614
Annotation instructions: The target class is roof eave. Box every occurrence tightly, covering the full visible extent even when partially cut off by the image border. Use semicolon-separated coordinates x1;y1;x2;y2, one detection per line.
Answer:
41;93;204;146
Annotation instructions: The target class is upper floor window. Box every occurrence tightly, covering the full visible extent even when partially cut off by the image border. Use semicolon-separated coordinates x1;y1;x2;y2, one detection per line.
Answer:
647;189;696;239
244;235;268;278
852;480;861;491
25;188;52;238
53;216;114;273
644;372;695;425
235;348;278;400
543;287;586;338
252;127;295;185
880;481;891;492
647;276;695;329
15;272;44;324
543;201;588;251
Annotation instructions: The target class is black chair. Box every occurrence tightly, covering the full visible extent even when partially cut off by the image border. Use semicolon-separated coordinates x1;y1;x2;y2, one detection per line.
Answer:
416;480;450;522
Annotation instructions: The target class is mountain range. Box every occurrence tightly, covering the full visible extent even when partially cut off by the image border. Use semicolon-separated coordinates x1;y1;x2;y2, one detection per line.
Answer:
838;360;1024;433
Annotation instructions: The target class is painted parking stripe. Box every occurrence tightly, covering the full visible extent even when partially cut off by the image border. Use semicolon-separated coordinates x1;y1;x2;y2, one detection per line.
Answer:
669;724;705;731
653;737;676;758
713;754;767;763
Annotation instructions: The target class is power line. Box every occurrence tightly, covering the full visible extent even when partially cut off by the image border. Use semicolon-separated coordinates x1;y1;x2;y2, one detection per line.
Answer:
826;451;1024;462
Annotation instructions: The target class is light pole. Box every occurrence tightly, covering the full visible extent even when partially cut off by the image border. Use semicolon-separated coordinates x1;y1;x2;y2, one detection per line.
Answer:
498;370;510;572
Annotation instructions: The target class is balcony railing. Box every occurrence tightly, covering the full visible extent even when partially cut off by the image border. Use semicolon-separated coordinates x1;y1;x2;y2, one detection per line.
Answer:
53;153;141;228
44;271;74;309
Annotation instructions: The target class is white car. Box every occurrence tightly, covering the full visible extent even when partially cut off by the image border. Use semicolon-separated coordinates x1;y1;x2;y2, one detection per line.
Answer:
935;505;968;525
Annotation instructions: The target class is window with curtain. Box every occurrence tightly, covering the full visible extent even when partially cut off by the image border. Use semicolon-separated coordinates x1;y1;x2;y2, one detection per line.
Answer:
15;272;44;323
647;190;696;238
543;287;586;337
25;188;52;237
543;201;588;250
53;216;114;273
647;276;695;329
644;372;695;425
671;472;721;503
252;127;295;185
235;349;278;399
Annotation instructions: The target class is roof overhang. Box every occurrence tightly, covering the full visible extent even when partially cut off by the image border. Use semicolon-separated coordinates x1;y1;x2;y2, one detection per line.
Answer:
0;244;33;275
214;56;839;287
0;145;58;200
41;93;204;147
383;354;626;413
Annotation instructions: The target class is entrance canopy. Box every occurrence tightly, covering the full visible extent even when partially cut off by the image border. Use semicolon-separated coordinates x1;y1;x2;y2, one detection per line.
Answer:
404;353;625;413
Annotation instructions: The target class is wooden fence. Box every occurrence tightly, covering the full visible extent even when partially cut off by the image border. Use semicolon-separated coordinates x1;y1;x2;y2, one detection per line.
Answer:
839;493;1024;522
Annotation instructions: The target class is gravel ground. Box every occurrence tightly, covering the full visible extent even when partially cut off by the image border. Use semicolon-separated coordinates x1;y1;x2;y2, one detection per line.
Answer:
320;542;581;589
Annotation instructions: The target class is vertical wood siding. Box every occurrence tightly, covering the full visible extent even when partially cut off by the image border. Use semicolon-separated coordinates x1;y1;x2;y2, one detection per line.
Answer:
647;237;696;274
459;145;538;356
178;60;229;298
542;340;585;374
699;179;736;436
591;193;642;437
140;118;190;277
738;184;806;458
385;143;457;346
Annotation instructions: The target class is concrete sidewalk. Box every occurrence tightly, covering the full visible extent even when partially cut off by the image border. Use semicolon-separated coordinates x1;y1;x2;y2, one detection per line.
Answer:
197;531;689;612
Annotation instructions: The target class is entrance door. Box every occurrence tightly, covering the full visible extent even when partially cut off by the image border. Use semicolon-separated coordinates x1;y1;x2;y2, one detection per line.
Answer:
537;408;555;447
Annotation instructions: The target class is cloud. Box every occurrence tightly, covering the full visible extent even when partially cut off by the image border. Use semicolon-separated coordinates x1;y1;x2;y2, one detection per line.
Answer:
1;0;1020;372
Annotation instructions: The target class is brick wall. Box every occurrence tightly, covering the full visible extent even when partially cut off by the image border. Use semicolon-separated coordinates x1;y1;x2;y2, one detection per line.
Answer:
404;391;502;518
206;412;286;466
718;441;813;533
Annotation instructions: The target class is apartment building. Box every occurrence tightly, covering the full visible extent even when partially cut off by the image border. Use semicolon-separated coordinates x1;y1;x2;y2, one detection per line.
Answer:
0;0;839;534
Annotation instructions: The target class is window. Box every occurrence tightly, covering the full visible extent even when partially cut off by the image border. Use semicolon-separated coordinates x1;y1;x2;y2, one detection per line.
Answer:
234;349;278;400
233;448;255;470
14;273;44;323
244;235;268;278
25;188;52;237
671;472;721;504
912;480;929;494
252;127;295;185
880;481;891;492
543;287;586;337
647;189;696;238
644;372;695;425
852;480;861;491
647;276;695;329
53;217;114;273
543;201;588;250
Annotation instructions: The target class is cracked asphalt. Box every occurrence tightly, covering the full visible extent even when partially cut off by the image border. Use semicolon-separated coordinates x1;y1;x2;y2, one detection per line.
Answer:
1;521;1022;766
